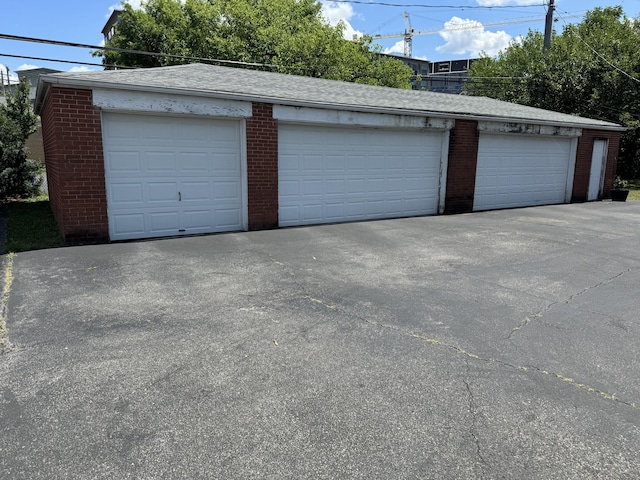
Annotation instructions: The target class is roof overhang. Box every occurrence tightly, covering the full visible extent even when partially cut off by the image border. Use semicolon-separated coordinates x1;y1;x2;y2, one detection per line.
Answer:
35;74;627;133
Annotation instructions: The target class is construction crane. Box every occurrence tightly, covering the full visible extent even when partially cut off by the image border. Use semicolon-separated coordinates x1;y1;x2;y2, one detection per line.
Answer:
401;12;414;58
372;13;581;58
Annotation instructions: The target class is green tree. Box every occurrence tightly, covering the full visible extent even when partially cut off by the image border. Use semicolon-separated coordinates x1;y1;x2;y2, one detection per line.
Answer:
99;0;412;88
466;7;640;178
0;79;40;200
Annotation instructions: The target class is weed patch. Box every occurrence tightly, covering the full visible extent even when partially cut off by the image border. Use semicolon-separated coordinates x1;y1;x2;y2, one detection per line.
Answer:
4;196;64;253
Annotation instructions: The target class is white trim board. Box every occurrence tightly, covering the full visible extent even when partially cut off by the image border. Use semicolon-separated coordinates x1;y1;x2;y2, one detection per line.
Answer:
477;121;582;138
273;105;454;130
93;88;252;118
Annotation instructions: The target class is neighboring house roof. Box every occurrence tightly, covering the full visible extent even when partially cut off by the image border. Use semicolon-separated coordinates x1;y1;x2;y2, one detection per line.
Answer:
35;63;623;131
17;68;61;78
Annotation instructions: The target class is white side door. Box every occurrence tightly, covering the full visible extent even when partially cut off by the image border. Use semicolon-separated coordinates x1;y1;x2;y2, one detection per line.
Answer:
587;139;608;201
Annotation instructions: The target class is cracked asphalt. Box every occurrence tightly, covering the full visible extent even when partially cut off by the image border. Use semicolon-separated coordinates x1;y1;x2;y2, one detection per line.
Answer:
1;201;639;479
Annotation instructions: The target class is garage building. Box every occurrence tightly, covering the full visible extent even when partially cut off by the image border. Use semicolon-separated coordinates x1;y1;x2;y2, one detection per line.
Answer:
35;63;624;243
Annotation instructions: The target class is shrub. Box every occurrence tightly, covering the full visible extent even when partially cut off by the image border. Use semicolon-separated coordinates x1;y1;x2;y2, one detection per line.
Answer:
0;79;39;200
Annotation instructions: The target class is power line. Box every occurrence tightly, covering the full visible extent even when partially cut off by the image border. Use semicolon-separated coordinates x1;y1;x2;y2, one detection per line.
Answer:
0;33;277;70
326;0;546;9
0;53;130;70
555;10;640;85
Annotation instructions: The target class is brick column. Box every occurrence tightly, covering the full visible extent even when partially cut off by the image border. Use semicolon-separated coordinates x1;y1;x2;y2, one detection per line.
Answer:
41;87;108;244
603;133;621;198
246;103;278;229
444;119;479;214
573;129;621;201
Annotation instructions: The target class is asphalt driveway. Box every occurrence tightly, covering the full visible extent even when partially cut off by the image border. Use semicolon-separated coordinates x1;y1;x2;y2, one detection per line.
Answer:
1;202;639;479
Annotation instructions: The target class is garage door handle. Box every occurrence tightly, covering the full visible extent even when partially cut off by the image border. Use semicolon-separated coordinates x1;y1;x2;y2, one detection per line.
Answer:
178;192;181;202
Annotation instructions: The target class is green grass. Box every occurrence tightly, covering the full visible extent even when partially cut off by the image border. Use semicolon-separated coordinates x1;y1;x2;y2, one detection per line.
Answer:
4;195;65;253
627;179;640;201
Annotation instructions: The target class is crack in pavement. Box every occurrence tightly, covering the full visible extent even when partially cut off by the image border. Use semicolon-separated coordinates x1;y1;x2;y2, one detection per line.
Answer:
464;358;488;475
396;320;640;413
506;268;633;339
265;255;640;414
307;297;640;414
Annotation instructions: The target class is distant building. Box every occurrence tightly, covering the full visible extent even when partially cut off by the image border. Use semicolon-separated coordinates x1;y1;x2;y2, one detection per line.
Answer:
103;9;122;44
396;56;477;94
17;68;62;101
98;10;475;92
2;67;61;101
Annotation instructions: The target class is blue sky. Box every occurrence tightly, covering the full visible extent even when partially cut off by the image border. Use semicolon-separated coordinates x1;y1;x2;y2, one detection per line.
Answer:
1;0;638;81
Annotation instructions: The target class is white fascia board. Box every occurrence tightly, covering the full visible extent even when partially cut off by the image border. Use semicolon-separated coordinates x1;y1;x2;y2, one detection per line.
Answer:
92;88;252;118
273;105;454;130
477;120;582;138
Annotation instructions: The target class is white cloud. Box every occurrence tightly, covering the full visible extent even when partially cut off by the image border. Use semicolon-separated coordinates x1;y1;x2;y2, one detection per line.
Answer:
69;66;96;73
382;40;406;56
436;16;512;57
476;0;542;5
321;1;363;40
108;0;142;15
17;64;40;71
109;0;186;15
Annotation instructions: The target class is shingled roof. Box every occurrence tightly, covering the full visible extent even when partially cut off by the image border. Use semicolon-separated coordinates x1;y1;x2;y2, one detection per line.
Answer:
36;63;623;131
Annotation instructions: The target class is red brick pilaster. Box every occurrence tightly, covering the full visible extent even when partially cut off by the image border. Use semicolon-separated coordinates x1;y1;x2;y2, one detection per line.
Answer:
246;103;278;229
41;87;108;244
444;119;479;214
573;129;621;201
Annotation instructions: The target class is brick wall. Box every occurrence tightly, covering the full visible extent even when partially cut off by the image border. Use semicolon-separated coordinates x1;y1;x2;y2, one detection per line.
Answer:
444;119;479;214
246;103;278;229
41;87;108;244
573;129;621;201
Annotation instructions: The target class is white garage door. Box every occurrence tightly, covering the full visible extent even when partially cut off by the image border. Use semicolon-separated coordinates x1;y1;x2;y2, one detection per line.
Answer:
102;113;244;241
474;134;572;211
279;124;443;226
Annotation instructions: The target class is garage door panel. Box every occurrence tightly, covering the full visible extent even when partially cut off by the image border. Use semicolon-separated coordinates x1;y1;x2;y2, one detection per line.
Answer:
326;179;345;195
278;180;299;198
213;181;241;200
149;211;180;232
142;120;175;144
147;182;178;203
103;118;141;144
279;123;442;227
109;183;144;205
474;134;571;211
212;155;241;173
303;205;323;221
112;213;146;237
182;209;212;229
345;202;365;216
103;113;243;240
106;152;142;174
145;152;177;173
303;180;324;196
301;156;324;173
181;181;211;202
180;153;210;172
215;209;242;228
346;178;365;193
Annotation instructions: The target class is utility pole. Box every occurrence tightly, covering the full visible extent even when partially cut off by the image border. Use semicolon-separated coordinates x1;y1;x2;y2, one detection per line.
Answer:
543;0;555;50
